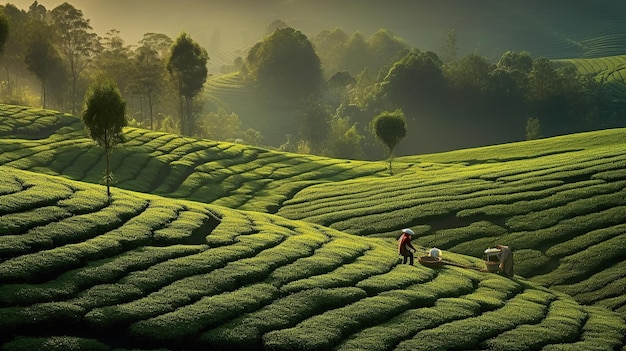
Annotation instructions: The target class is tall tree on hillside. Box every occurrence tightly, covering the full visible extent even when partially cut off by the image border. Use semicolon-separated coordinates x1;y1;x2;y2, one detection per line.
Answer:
127;32;172;129
246;27;323;102
167;32;208;135
82;77;127;198
129;43;165;129
372;109;407;175
0;8;8;55
51;2;100;115
25;24;65;108
96;29;133;97
0;4;29;93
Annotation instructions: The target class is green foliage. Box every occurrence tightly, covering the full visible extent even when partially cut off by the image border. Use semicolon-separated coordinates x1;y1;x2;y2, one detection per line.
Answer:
355;264;436;295
198;287;365;348
82;77;127;197
526;116;543;140
377;50;446;116
0;8;8;54
167;32;209;135
246;27;322;101
129;283;279;344
312;27;409;78
1;107;626;350
371;109;407;157
82;78;127;144
1;336;108;351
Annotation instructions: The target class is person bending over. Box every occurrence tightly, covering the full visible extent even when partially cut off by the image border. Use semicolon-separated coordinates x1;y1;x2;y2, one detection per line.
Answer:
398;228;417;265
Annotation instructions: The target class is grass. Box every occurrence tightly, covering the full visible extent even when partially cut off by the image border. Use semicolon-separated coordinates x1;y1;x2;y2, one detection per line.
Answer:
0;104;625;350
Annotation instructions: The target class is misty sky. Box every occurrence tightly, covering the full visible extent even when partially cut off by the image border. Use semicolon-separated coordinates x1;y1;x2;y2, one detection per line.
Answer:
8;0;610;69
7;0;469;49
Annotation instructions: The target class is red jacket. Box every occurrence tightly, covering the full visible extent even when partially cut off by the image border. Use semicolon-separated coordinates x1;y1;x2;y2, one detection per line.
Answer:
398;233;416;256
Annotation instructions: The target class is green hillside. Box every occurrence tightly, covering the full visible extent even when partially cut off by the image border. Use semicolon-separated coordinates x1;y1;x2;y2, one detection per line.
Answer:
1;166;624;351
1;104;625;350
205;72;303;144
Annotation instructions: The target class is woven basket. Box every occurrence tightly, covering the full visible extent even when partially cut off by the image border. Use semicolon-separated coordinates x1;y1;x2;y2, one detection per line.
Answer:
418;256;444;267
485;261;500;273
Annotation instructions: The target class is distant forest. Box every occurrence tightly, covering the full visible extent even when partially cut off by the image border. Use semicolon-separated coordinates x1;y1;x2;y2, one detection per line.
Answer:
0;1;624;158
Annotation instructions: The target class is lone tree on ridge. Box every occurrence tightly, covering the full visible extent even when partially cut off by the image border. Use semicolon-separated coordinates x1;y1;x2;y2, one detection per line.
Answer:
372;109;407;175
82;77;127;198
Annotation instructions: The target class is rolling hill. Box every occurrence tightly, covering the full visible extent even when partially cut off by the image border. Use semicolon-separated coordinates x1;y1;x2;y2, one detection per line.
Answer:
0;104;625;350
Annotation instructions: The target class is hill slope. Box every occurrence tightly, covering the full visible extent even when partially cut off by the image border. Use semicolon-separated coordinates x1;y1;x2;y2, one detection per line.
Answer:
1;166;625;351
0;104;625;317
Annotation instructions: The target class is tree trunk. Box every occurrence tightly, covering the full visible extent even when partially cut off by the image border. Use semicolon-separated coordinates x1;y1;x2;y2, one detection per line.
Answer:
148;93;154;130
186;97;193;136
42;76;47;109
104;129;111;198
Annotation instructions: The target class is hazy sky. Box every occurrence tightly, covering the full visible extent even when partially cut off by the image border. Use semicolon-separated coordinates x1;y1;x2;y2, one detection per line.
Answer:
6;0;464;47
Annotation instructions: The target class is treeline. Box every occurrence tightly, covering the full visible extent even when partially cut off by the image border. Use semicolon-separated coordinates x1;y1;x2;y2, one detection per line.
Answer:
0;1;209;138
247;25;613;157
0;2;619;158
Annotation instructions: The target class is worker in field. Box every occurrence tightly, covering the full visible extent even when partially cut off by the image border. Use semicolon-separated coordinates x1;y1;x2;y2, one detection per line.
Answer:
496;244;514;277
398;228;417;265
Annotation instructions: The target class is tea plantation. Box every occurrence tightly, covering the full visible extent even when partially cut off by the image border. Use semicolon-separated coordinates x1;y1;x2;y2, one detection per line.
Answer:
0;105;625;350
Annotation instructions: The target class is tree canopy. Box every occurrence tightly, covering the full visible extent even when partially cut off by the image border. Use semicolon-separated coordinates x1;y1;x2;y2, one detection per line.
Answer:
82;77;127;197
246;27;323;101
0;9;8;54
372;109;407;173
51;2;100;114
167;32;209;135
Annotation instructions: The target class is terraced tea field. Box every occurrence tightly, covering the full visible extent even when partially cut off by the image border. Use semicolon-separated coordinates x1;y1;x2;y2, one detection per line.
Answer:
0;104;625;350
1;167;624;351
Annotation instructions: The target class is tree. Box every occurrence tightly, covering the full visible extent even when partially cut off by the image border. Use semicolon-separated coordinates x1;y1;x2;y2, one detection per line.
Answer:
324;116;365;159
130;44;164;129
166;32;208;135
246;27;322;101
0;4;28;93
82;77;127;198
0;8;8;55
526;116;542;140
300;99;330;152
51;2;100;114
198;108;243;141
264;19;288;37
372;109;407;174
128;32;172;129
27;1;46;21
445;53;493;93
96;29;133;97
378;50;446;116
367;28;409;72
312;28;349;76
25;25;64;108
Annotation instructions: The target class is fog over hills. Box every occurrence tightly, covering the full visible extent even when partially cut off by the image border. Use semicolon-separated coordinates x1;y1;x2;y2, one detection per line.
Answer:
9;0;626;63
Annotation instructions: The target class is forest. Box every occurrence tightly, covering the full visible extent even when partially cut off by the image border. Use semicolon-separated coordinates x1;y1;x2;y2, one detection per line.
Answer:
0;1;623;158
